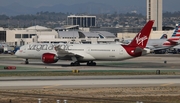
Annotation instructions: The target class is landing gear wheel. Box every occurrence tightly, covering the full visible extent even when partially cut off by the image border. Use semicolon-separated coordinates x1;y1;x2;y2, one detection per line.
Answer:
87;61;96;66
70;61;80;66
70;62;74;66
92;62;96;66
74;62;80;66
25;59;29;64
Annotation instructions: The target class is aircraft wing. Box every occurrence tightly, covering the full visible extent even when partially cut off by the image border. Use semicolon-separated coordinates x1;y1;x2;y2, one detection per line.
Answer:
151;47;170;51
54;45;95;60
146;45;172;51
54;45;78;57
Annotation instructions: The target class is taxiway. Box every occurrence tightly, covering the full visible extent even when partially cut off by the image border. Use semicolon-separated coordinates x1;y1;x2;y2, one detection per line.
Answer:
0;54;180;89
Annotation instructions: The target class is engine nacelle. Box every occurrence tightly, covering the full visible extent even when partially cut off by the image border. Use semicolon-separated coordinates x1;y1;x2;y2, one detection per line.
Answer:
41;53;58;63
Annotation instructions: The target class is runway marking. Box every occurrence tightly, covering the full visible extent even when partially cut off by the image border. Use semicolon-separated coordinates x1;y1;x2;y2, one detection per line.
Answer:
43;85;60;89
161;83;174;86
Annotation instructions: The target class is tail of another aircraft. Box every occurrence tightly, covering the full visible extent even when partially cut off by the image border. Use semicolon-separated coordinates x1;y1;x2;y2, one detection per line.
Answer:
172;24;180;37
126;20;154;49
160;34;168;39
167;23;180;42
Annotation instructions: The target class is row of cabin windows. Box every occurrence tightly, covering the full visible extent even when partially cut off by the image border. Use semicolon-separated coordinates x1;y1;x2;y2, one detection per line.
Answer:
15;34;36;38
91;49;111;51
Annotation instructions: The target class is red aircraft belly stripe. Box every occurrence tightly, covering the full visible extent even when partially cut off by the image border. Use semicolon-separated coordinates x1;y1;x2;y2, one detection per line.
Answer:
163;42;177;46
168;37;180;41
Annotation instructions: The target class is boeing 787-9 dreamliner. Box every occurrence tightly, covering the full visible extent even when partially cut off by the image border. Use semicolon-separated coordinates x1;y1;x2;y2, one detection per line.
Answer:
15;20;154;66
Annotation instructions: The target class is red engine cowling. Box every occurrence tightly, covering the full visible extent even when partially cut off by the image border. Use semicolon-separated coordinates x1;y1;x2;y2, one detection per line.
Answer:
41;53;58;63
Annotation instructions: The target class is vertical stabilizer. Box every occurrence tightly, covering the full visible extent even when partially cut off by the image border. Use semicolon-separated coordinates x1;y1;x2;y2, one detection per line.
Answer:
127;20;154;49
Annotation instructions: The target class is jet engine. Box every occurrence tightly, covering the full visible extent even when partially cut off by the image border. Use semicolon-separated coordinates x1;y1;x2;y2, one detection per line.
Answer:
41;53;58;63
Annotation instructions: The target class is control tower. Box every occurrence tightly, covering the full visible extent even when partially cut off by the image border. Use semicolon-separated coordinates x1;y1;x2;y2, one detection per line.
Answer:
147;0;162;31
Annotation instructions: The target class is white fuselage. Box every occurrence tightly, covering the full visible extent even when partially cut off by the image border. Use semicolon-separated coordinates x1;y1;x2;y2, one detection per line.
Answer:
15;43;147;62
15;43;58;59
61;44;129;61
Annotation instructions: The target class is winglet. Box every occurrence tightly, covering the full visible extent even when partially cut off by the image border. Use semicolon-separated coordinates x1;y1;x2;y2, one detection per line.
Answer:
127;20;154;49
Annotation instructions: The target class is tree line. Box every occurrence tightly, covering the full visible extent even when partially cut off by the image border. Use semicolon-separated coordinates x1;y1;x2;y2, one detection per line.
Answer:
0;11;180;28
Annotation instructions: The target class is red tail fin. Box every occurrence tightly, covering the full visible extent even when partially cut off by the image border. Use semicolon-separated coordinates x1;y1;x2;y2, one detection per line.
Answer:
127;20;154;48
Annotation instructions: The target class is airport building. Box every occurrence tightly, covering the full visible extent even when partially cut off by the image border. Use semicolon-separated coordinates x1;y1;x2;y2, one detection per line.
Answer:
117;30;174;40
0;25;119;46
0;25;174;47
0;11;175;47
147;0;162;31
0;27;6;42
67;15;96;27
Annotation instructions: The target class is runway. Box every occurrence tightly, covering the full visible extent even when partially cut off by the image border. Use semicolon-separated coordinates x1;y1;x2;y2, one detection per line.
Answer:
0;75;180;89
1;54;180;71
0;54;180;90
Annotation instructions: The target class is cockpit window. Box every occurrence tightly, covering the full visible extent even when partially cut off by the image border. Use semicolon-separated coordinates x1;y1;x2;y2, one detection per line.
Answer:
20;45;26;50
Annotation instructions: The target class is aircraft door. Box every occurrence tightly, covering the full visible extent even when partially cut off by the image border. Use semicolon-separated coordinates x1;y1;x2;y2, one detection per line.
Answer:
86;47;91;53
119;49;123;55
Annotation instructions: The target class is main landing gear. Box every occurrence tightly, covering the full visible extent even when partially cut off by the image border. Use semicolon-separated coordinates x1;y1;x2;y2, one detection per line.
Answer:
70;61;80;66
70;61;96;66
87;61;96;66
25;59;29;64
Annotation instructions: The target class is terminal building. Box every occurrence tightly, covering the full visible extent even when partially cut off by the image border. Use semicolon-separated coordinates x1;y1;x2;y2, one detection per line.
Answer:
147;0;162;31
0;25;119;46
0;24;175;47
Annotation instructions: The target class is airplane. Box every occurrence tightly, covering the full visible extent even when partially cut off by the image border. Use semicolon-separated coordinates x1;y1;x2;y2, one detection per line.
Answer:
160;34;168;39
15;20;154;66
146;38;179;53
170;23;180;52
147;24;180;53
123;28;180;53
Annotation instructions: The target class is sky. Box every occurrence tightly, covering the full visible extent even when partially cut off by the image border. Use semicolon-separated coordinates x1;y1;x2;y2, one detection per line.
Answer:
0;0;146;7
0;0;180;12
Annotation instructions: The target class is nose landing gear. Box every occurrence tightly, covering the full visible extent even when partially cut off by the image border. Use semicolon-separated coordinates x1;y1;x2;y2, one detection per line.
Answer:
25;59;29;64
